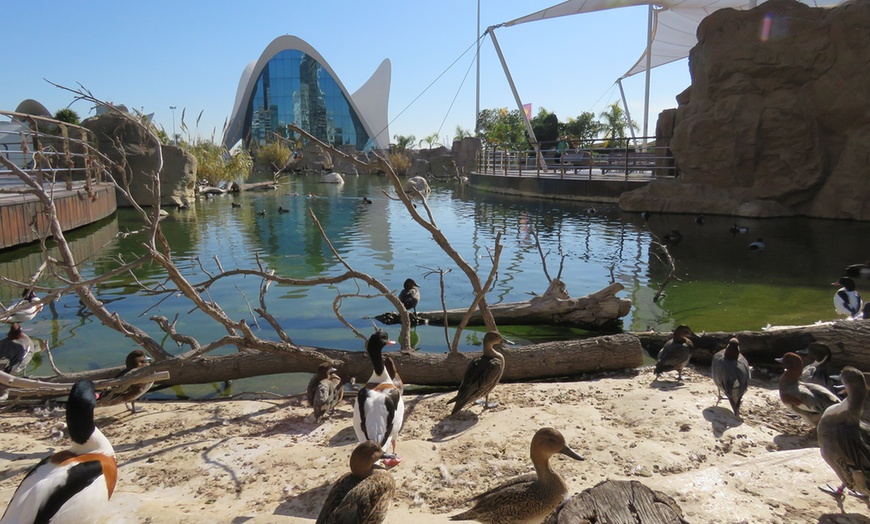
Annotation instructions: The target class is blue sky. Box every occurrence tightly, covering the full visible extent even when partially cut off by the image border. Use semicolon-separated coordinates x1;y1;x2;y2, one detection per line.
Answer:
4;1;690;146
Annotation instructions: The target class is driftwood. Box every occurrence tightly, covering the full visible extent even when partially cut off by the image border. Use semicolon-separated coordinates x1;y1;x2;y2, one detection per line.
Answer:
377;281;632;331
230;180;278;192
637;319;870;370
544;480;688;524
34;333;643;391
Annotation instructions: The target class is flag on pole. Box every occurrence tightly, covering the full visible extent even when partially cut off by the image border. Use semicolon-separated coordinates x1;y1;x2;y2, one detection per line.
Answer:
522;103;532;120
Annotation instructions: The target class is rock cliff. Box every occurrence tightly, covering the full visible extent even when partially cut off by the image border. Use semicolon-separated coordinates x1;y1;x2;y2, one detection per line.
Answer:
620;0;870;220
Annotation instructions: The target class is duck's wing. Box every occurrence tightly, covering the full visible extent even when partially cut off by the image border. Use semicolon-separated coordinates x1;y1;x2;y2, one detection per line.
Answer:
447;356;503;410
314;474;357;524
332;471;395;524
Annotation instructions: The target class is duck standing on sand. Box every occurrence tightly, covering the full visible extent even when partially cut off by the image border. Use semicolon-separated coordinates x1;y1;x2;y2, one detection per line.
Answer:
797;342;838;394
817;366;870;500
353;330;404;467
833;276;862;318
776;352;840;428
710;337;750;417
0;380;117;523
450;427;584;523
315;440;395;524
398;279;420;316
447;331;511;415
3;289;43;324
307;362;343;423
654;325;694;381
96;349;154;413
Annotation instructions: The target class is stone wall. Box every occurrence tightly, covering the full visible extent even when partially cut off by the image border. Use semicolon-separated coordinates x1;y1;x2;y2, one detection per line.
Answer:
620;0;870;220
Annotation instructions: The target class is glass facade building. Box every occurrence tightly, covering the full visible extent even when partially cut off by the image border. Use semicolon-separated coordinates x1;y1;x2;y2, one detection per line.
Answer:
225;36;390;152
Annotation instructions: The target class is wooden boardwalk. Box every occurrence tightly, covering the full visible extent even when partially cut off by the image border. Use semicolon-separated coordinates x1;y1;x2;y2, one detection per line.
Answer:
0;176;116;250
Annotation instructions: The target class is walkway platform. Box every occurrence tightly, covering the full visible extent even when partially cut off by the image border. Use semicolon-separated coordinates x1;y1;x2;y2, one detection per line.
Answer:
469;168;662;203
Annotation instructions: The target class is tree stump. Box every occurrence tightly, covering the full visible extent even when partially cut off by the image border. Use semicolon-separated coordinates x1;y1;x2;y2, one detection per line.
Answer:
544;480;688;524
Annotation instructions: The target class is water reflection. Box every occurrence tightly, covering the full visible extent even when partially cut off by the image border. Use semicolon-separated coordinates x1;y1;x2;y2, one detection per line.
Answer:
2;174;869;396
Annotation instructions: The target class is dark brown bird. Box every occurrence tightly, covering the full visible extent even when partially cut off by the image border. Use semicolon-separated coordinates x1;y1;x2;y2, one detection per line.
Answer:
96;349;153;413
450;427;584;523
307;362;343;423
315;440;395;524
654;325;694;381
398;278;420;315
447;331;511;415
710;337;750;416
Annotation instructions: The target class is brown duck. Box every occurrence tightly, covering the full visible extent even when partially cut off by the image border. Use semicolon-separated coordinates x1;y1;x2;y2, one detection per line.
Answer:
96;349;153;413
654;325;694;381
447;331;511;415
307;362;343;423
776;352;840;428
315;440;395;524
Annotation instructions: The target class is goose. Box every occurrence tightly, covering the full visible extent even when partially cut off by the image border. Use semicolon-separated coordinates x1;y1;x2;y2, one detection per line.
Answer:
833;276;862;318
654;325;694;381
710;337;750;416
96;350;154;413
0;380;117;524
776;352;840;428
3;290;43;324
447;331;511;415
353;330;403;467
450;427;584;523
315;440;395;524
398;279;420;316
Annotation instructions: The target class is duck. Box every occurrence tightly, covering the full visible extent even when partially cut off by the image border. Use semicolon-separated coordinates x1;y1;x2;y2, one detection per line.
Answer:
776;352;840;428
0;379;117;524
383;355;403;395
362;196;373;205
278;206;290;213
796;342;838;394
817;366;870;500
398;279;420;316
447;331;511;415
449;427;584;523
0;322;34;375
256;209;267;216
833;276;862;318
730;224;750;235
654;325;694;381
353;330;404;467
96;349;154;413
695;214;706;225
314;440;395;524
749;238;765;251
856;302;870;320
710;337;750;417
844;261;870;279
3;289;43;324
662;229;683;247
231;202;242;208
307;362;343;423
641;211;651;221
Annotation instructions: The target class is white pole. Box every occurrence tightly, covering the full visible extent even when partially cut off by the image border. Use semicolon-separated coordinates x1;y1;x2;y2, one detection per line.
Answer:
475;0;481;135
617;79;639;149
643;4;654;145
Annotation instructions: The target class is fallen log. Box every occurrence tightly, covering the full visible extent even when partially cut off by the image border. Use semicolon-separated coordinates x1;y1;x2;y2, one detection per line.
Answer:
545;480;688;524
377;280;632;331
229;180;278;192
637;319;870;370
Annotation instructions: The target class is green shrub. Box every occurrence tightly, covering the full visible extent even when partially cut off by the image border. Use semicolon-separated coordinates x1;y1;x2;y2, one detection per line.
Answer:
256;141;292;172
189;141;252;185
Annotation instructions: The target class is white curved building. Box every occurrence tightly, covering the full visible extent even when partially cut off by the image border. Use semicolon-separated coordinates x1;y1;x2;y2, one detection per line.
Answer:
224;35;391;151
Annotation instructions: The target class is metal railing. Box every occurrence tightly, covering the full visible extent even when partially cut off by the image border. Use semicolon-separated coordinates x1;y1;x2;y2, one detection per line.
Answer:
477;139;677;181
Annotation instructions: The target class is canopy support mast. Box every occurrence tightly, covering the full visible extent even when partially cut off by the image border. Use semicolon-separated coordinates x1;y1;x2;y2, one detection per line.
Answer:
487;25;545;170
642;3;654;146
475;0;481;134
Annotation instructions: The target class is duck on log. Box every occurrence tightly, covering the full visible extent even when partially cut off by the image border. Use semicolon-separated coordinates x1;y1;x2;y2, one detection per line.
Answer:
376;280;631;331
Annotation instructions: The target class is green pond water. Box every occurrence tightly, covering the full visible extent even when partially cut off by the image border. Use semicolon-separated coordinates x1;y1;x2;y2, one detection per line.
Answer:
1;174;867;398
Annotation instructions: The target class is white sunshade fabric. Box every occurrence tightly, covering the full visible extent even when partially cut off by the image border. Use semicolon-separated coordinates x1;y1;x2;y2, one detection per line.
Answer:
503;0;840;78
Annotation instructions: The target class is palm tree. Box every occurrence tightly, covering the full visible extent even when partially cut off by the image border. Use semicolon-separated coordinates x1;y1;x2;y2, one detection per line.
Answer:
392;134;416;153
599;102;637;149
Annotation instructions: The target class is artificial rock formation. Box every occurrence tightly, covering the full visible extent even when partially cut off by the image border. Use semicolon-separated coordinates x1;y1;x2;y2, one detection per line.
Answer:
620;0;870;220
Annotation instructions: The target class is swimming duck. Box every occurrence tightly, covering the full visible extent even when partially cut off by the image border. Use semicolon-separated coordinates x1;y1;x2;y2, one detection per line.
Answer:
695;215;706;225
307;362;343;423
449;427;584;523
398;279;420;316
256;209;266;216
314;440;395;524
654;325;694;381
0;323;34;375
662;229;682;247
797;342;837;394
0;379;117;523
833;276;862;318
844;261;870;279
383;355;403;395
96;349;154;413
710;337;750;417
231;202;242;208
749;238;765;251
641;211;651;221
817;366;870;500
730;224;749;235
3;289;43;324
776;352;840;428
362;196;373;205
353;330;404;466
278;206;290;213
447;331;510;415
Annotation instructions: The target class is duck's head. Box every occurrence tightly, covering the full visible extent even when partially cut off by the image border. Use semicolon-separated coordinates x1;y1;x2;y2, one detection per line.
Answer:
833;276;857;291
403;279;419;290
349;440;385;478
482;331;514;351
797;342;831;363
67;380;97;445
837;366;867;404
672;325;693;342
315;361;333;380
125;349;152;370
775;352;804;375
365;330;395;357
530;427;585;463
723;337;741;358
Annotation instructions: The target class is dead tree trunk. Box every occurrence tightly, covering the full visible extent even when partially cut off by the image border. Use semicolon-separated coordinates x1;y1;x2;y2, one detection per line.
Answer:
545;480;688;524
409;281;631;330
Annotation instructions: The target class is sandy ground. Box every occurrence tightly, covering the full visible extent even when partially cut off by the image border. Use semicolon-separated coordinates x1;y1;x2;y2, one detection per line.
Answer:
0;365;868;524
